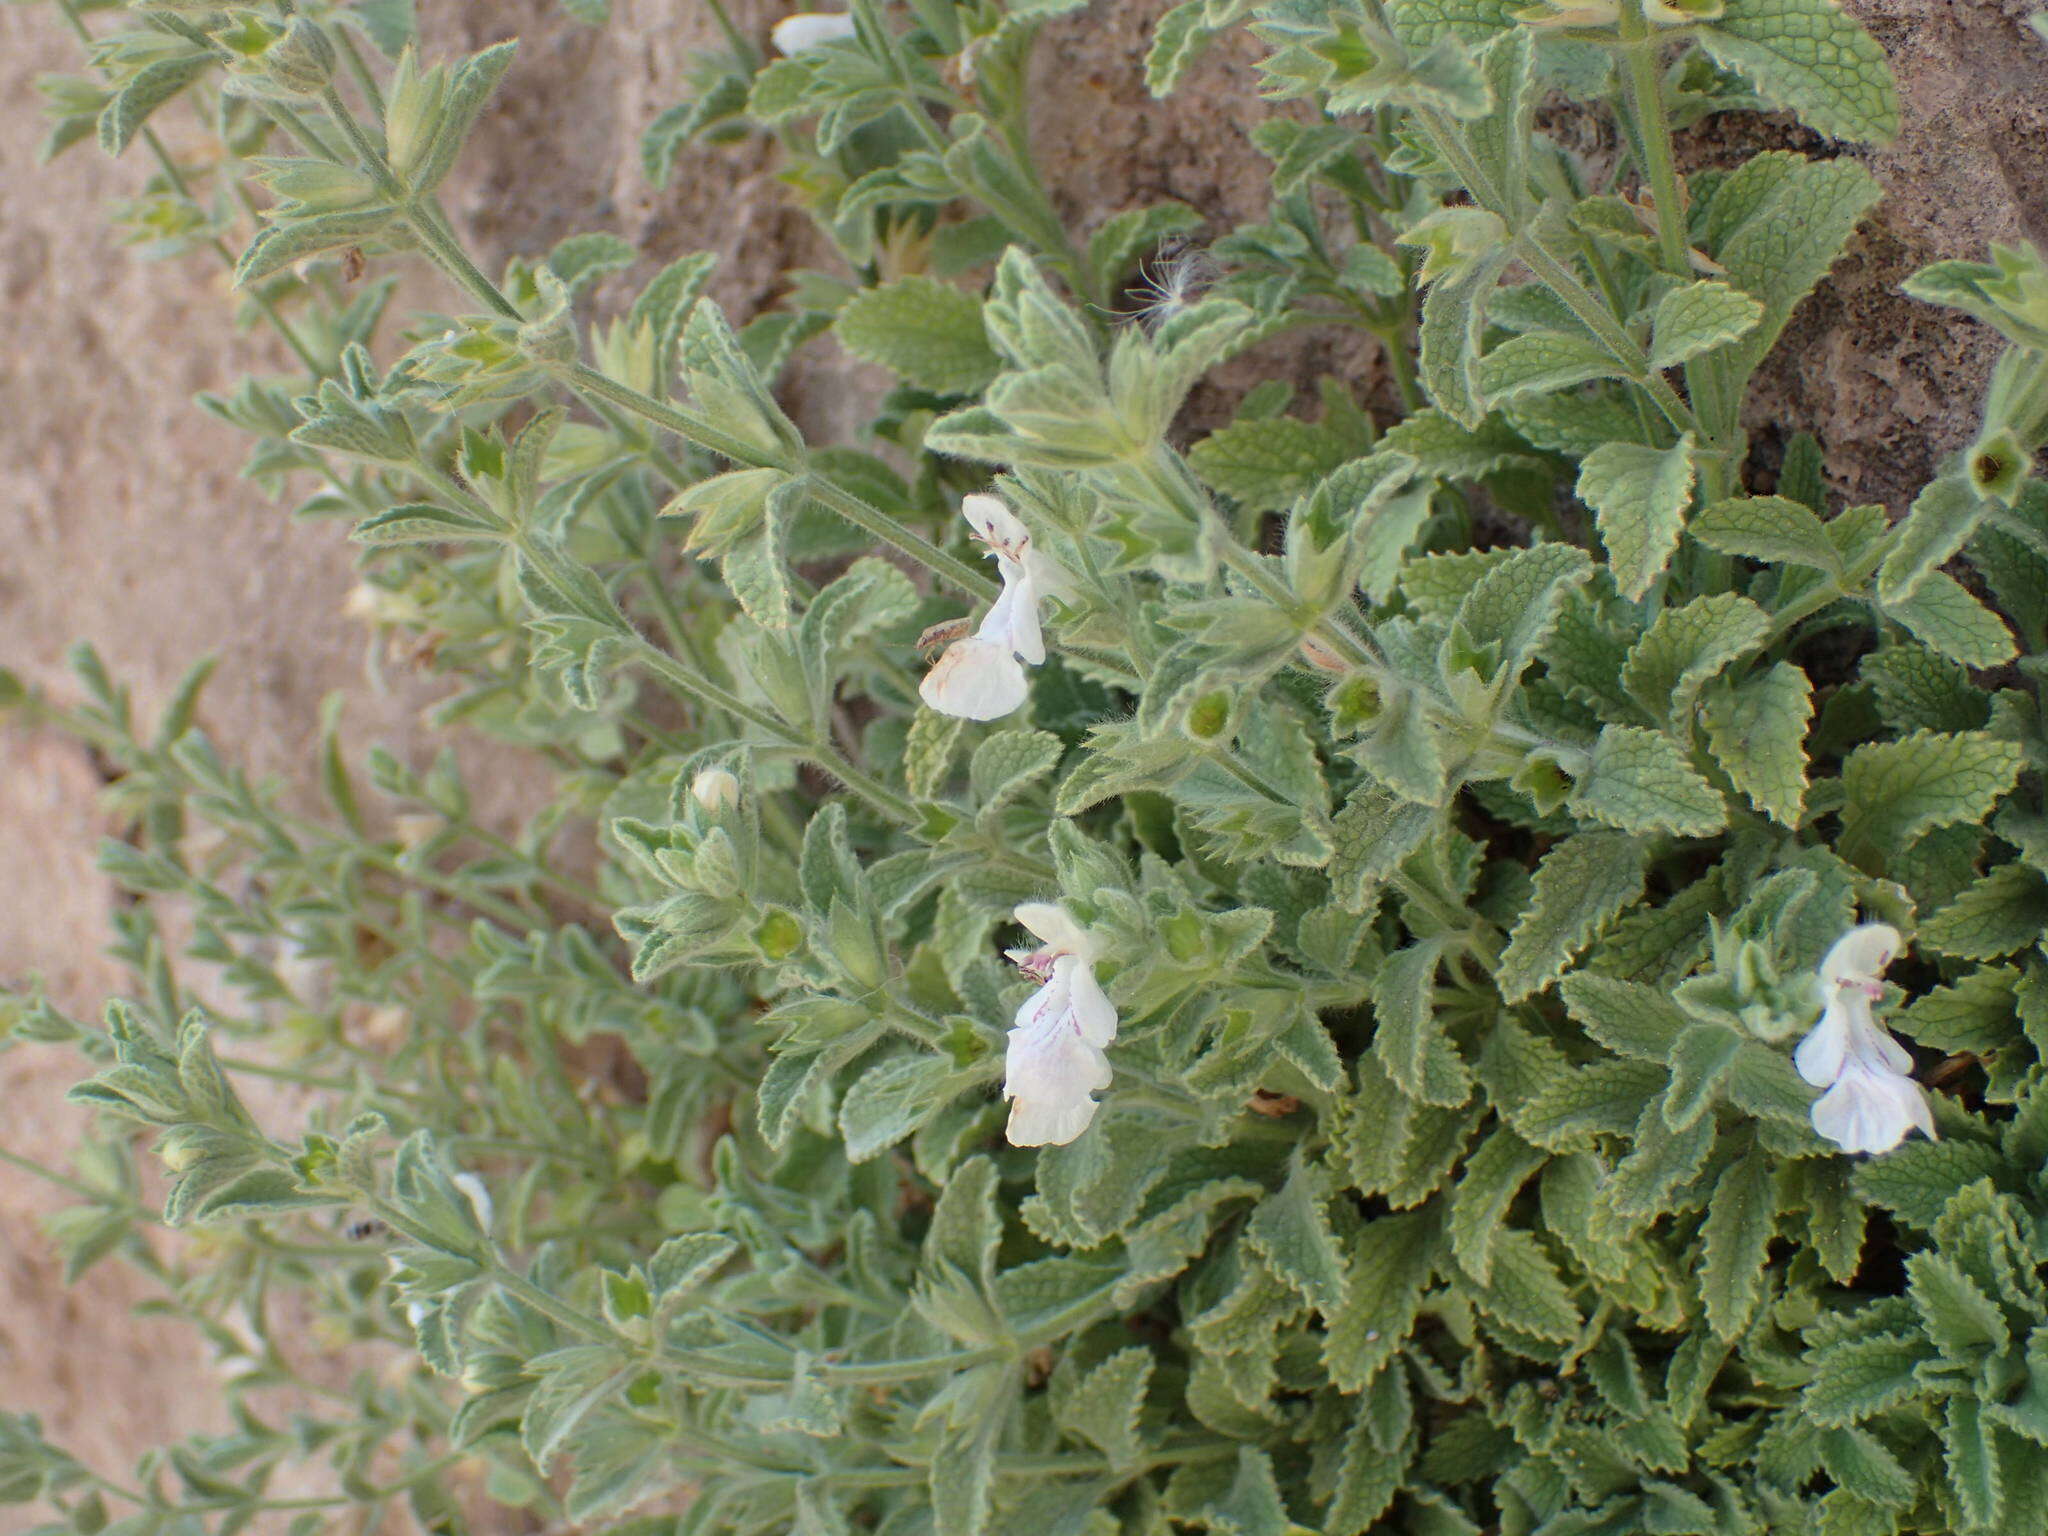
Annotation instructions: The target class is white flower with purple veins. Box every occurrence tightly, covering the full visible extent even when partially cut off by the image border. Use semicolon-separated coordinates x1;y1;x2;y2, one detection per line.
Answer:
919;494;1071;721
770;11;856;54
1794;923;1937;1155
1002;902;1117;1147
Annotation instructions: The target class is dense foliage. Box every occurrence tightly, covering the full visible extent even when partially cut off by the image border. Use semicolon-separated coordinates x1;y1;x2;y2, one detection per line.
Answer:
12;0;2048;1532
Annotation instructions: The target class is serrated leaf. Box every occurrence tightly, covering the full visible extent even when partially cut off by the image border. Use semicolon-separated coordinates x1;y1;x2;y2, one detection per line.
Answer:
1623;592;1770;725
1448;1130;1547;1284
1473;1228;1580;1343
1920;865;2048;960
1650;281;1766;370
1819;1427;1917;1511
1578;435;1697;600
1696;0;1902;142
1558;972;1689;1062
1805;1333;1935;1426
1053;1348;1154;1470
1689;495;1843;575
1883;571;2017;668
352;502;502;546
1373;941;1471;1107
1496;832;1646;1003
1878;474;1986;605
1665;1022;1743;1130
835;277;1000;395
1700;1146;1774;1339
1706;153;1883;405
1943;1394;2003;1532
236;205;399;287
838;1053;961;1163
1475;332;1624;401
1418;249;1512;427
99;53;209;157
1323;1211;1433;1390
1839;731;2023;865
1702;662;1813;828
1189;416;1353;513
1245;1162;1348;1316
1569;725;1727;838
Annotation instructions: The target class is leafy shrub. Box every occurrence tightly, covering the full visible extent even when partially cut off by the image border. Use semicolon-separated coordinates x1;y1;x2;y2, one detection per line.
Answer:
10;1;2048;1533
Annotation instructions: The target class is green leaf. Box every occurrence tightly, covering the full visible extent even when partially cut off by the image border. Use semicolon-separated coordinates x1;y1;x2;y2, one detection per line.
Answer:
1878;474;1987;605
1475;332;1624;401
1908;1249;2011;1364
1699;1146;1775;1339
1702;662;1814;828
1189;416;1353;513
236;205;399;287
1943;1394;2003;1532
548;231;636;294
1805;1334;1935;1426
1147;0;1243;97
1473;1228;1580;1343
99;53;209;157
1568;725;1727;838
1819;1427;1918;1511
1623;592;1771;726
1665;1022;1743;1131
1052;1348;1154;1470
838;1053;962;1163
1496;832;1646;1003
1244;1161;1349;1316
1448;1130;1547;1284
1696;0;1902;142
352;502;502;546
834;277;1000;395
1328;785;1436;912
1558;972;1689;1062
1578;435;1697;600
1323;1212;1434;1390
1883;572;2018;668
1418;249;1512;427
1689;495;1843;575
1839;731;2023;866
1650;281;1766;370
1920;866;2048;960
1373;941;1471;1107
1707;153;1883;399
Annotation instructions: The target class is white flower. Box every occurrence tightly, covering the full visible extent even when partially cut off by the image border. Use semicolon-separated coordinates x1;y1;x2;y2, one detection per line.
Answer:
1002;902;1117;1147
690;767;740;812
771;11;856;54
1793;923;1936;1155
919;494;1071;721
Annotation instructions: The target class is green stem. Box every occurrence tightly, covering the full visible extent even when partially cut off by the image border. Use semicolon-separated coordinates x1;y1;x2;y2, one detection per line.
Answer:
1413;106;1698;437
563;363;998;600
1615;6;1691;276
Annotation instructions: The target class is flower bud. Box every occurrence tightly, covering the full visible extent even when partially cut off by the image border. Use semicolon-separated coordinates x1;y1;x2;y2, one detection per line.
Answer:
690;768;741;813
771;11;857;54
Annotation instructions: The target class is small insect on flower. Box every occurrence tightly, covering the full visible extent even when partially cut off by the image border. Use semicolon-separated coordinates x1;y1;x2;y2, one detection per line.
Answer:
1122;235;1221;331
344;1218;388;1242
771;10;857;54
915;617;973;661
